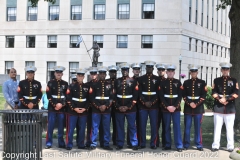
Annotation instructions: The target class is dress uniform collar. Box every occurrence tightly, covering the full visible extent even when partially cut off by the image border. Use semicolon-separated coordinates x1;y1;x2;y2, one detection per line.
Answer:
222;76;230;79
167;78;174;81
91;79;98;82
78;81;83;85
146;73;153;77
27;78;33;82
55;79;62;82
191;78;198;81
100;80;105;83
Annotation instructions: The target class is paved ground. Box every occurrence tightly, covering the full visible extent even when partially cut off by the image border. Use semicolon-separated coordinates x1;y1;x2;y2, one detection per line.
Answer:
0;116;233;160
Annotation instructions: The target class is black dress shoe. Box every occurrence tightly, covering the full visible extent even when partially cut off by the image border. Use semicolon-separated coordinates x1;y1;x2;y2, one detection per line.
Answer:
151;146;157;149
45;145;51;149
228;149;233;152
138;146;146;149
103;146;113;150
132;146;138;150
177;148;183;152
89;146;96;150
211;148;219;152
66;147;72;150
197;147;203;151
162;147;171;150
59;145;66;148
183;147;188;150
116;146;123;150
78;146;89;149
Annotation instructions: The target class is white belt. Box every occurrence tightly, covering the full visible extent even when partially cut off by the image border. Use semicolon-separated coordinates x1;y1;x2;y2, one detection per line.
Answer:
72;98;86;102
219;95;229;97
117;95;133;98
95;97;109;100
52;95;65;99
187;96;200;100
23;96;37;100
164;95;178;98
142;92;156;95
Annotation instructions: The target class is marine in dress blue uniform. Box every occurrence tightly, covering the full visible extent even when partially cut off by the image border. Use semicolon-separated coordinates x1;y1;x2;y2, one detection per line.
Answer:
159;64;183;152
155;63;166;148
211;62;238;152
45;66;68;149
85;67;98;147
114;63;139;150
18;66;42;110
127;63;142;148
106;65;118;146
182;64;207;151
137;61;160;149
89;66;114;150
66;68;89;150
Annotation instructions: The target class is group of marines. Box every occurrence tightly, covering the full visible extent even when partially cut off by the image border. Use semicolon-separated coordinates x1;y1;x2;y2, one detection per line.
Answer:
15;61;238;152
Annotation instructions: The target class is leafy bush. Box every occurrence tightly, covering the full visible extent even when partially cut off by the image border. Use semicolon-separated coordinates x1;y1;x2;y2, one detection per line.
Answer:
205;86;214;110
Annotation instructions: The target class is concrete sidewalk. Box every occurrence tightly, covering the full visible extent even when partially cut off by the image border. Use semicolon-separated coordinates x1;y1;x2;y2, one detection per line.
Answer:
0;116;233;160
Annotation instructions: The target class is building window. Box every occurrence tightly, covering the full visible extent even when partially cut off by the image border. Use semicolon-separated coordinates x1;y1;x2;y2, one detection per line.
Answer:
5;61;14;74
212;0;214;30
69;62;79;83
212;44;214;55
189;0;192;22
141;63;146;76
201;0;203;26
142;35;153;48
71;5;82;20
26;36;35;48
47;61;56;82
7;7;16;21
195;0;198;24
47;35;57;48
142;4;154;19
207;0;209;28
25;61;35;78
189;38;191;51
206;67;208;84
70;35;80;48
93;35;103;48
201;41;204;53
211;67;213;86
49;6;59;20
117;35;128;48
216;45;218;56
94;4;105;20
27;6;37;21
195;39;198;52
216;0;218;32
6;36;14;48
216;68;218;79
225;48;227;58
200;66;203;79
118;4;130;19
207;43;209;54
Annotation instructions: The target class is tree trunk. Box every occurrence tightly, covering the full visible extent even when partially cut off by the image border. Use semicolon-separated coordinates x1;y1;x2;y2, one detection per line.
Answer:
229;0;240;130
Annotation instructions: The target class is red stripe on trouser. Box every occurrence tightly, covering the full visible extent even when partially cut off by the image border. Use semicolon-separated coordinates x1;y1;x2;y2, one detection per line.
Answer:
154;110;159;145
66;114;69;144
200;114;203;145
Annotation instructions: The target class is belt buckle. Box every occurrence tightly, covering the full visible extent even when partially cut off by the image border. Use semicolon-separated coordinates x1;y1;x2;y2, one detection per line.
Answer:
170;95;173;98
57;95;60;99
192;96;195;100
147;92;151;95
29;97;32;100
123;95;126;98
101;97;104;100
79;99;82;102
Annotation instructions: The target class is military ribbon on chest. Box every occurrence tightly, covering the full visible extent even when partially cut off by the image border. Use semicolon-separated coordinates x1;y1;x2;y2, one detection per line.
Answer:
173;83;178;88
152;79;156;84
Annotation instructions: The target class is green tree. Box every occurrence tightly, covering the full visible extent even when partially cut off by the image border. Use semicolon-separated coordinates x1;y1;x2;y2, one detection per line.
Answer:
29;0;56;7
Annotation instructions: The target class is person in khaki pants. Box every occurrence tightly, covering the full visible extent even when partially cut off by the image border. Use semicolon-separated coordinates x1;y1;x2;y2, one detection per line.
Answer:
2;68;20;110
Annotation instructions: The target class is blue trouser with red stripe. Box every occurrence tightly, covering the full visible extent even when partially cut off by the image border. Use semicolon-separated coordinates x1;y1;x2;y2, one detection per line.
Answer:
46;112;65;147
91;113;111;147
183;114;203;148
115;112;138;147
163;111;183;149
66;114;87;148
139;109;158;147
